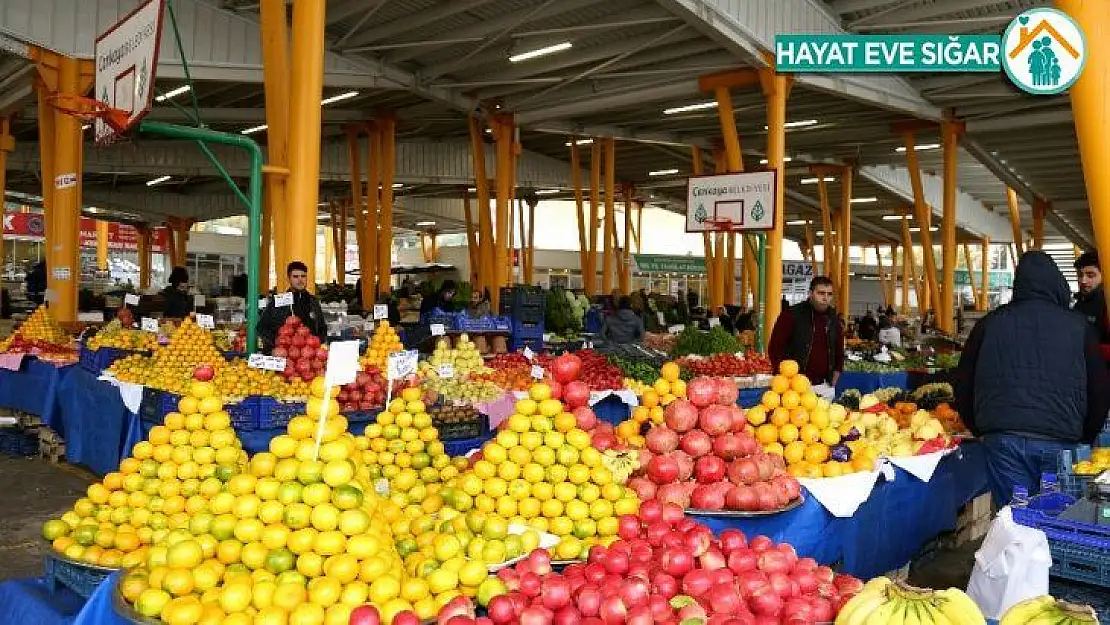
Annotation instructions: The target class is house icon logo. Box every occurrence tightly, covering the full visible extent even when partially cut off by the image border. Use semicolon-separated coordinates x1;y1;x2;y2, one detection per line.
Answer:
1002;8;1086;95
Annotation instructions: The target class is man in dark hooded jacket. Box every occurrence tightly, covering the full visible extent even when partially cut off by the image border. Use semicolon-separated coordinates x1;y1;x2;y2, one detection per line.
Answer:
955;251;1110;507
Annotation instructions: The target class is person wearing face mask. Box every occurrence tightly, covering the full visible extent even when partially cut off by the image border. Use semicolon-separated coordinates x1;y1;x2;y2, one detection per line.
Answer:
767;276;844;385
257;261;327;352
1074;250;1110;364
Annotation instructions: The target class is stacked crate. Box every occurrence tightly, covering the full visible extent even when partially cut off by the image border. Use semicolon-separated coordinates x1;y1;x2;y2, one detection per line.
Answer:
500;287;545;352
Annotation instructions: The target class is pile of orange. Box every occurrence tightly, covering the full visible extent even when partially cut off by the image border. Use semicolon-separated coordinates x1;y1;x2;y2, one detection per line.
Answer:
212;358;309;401
746;360;877;478
361;320;403;371
41;378;247;570
109;316;227;394
0;305;71;351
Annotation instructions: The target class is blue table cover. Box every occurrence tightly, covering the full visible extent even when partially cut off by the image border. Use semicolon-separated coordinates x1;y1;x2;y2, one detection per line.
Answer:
71;571;128;625
0;359;74;429
0;576;87;625
56;368;135;476
835;371;910;397
738;387;767;408
691;441;989;580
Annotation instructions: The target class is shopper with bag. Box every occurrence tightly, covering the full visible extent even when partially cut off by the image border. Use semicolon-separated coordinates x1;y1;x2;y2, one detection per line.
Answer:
955;251;1110;508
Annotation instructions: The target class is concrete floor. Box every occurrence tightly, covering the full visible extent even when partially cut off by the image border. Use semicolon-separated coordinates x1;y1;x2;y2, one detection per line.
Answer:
0;456;92;582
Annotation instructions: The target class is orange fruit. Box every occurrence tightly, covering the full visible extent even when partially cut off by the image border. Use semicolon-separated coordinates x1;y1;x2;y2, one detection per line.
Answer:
756;424;779;445
660;362;680;382
789;408;810;427
778;423;799;444
779;360;800;377
791;375;812;394
783;441;806;465
822;462;844;478
804;443;829;464
799;424;821;444
761;391;781;410
642;390;659;409
746;406;767;426
763;442;784;456
771;407;791;427
770;376;790;394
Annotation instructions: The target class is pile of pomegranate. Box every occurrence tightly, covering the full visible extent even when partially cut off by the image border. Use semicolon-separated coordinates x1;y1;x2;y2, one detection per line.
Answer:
435;503;863;624
337;365;389;412
271;316;327;382
629;377;802;512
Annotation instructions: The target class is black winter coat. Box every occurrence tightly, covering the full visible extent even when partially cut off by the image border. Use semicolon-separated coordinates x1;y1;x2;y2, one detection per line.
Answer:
955;251;1110;443
257;289;328;353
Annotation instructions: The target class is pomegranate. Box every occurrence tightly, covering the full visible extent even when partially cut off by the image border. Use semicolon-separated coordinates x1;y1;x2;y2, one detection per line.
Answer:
664;400;699;432
645;426;680;454
687;377;718;408
699;404;733;436
680;430;713;457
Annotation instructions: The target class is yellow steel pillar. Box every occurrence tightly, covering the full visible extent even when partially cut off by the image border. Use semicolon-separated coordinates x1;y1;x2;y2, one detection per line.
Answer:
95;221;109;271
620;184;633;295
570;142;589;287
979;237;991;312
366;122;382;296
963;243;977;311
34;79;55;274
1032;198;1047;250
526;196;537;285
714;85;744;307
377;114;396;296
692;146;715;306
900;209;920;311
0;117;12;271
260;0;291;292
1006;187;1025;257
346;127;367;298
45;55;84;323
940;118;962;334
601;137;617;296
463;190;479;286
491;114;515;309
137;226;152;289
586;142;602;297
711;146;728;310
467;118;490;294
838;165;854;314
1057;0;1110;317
816;177;836;282
903;132;942;318
761;67;789;344
283;0;327;290
900;243;910;314
323;203;336;282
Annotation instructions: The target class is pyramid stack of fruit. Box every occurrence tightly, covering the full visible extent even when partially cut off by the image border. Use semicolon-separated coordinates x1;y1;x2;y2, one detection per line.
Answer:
271;316;328;383
86;318;158;352
212;357;308;401
361;320;404;371
0;305;76;362
452;382;641;561
746;361;880;479
625;376;802;513
420;336;502;404
108;316;227;394
420;336;490;378
115;377;476;625
41;373;247;570
626;361;687;407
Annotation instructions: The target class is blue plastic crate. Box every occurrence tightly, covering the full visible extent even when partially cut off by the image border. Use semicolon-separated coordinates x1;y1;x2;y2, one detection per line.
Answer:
1012;493;1110;588
510;337;544;353
0;427;38;456
78;344;141;374
43;552;114;599
344;409;381;425
511;318;544;338
138;388;178;425
250;396;305;430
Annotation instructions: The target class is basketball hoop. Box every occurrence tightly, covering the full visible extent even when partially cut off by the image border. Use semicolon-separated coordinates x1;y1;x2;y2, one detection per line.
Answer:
703;217;736;233
46;93;130;134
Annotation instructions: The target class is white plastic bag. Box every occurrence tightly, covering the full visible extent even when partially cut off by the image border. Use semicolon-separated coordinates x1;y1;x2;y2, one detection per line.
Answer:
966;507;1052;619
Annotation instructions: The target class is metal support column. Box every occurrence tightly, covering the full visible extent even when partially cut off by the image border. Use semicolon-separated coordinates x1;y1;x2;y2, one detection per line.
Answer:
0;117;10;274
903;132;942;320
979;237;991;312
838;165;853;315
377;114;396;295
463;190;479;286
48;56;83;323
940;118;961;334
366;123;381;296
96;221;109;271
260;0;291;292
492;114;515;309
570;142;588;289
587;142;601;297
900;209;920;311
467;116;492;295
602;137;617;296
761;68;789;344
1006;187;1025;257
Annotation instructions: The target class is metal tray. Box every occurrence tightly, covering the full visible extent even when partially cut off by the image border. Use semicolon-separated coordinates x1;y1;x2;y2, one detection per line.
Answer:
111;576;161;625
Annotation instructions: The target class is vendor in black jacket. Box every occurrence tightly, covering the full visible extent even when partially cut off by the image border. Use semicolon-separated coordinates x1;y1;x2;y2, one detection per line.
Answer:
257;261;327;352
161;267;193;318
955;251;1110;507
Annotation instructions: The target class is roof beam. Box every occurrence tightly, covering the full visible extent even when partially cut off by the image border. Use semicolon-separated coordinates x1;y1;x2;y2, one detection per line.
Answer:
515;81;698;124
863;0;1014;24
965;110;1074;134
527;121;711;148
829;0;907;13
338;0;498;50
785;188;900;243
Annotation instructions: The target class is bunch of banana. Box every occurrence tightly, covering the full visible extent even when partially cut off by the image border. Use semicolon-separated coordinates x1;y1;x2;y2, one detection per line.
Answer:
600;449;640;484
835;576;986;625
1001;596;1099;625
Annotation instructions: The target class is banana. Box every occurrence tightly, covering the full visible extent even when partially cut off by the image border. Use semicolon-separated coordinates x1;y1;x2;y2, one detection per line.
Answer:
901;599;924;625
863;598;901;625
1025;612;1067;625
917;599;953;625
1000;596;1060;625
836;588;889;625
934;588;987;625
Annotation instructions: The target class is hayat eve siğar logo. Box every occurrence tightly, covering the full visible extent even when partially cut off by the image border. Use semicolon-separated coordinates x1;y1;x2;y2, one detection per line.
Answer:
1001;8;1086;95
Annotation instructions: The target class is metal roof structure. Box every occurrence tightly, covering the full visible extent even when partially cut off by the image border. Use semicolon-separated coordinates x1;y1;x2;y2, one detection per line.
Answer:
0;0;1089;249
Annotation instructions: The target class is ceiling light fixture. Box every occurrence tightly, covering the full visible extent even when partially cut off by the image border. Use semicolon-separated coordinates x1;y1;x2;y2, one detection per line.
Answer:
894;143;941;153
909;226;940;232
765;119;819;130
415;220;436;227
850;197;878;204
535;189;560;195
648;169;680;176
564;138;593;146
392;183;403;188
800;176;835;184
759;157;793;164
663;101;718;115
242;124;268;135
786;219;812;226
146;175;172;187
321;91;359;105
155;85;191;103
509;41;572;63
882;214;910;221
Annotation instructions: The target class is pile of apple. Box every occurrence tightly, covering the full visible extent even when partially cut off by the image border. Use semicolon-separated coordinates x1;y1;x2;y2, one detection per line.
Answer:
629;377;803;513
271;316;328;382
437;502;862;624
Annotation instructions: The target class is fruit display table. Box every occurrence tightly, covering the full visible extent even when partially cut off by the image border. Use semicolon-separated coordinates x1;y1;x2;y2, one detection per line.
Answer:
835;371;910;396
0;357;75;429
0;576;87;625
689;441;988;580
55;367;137;476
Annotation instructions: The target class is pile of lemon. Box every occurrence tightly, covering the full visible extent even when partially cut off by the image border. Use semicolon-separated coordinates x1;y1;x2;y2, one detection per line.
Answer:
449;383;640;561
353;387;470;515
114;377;470;625
42;378;246;570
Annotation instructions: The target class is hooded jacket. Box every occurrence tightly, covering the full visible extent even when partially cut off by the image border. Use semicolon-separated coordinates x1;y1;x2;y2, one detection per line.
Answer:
1074;284;1110;363
601;309;644;344
955;251;1110;442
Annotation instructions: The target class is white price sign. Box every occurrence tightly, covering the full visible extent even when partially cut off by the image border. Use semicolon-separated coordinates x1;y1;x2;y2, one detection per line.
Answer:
430;323;446;336
275;292;294;307
231;313;245;324
194;294;206;308
373;304;388;320
52;267;71;280
437;363;455;379
124;293;141;306
656;311;666;325
530;364;545;380
247;353;288;372
523;346;535;361
196;314;215;329
387;350;419;379
668;325;685;334
708;317;721;328
363;319;375;332
141;317;159;333
325;340;361;386
258;298;269;309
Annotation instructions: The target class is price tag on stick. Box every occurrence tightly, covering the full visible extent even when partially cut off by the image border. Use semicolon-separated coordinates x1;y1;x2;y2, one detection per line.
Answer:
531;364;545;380
275;292;294;308
437;363;455;379
430;323;446;336
196;314;215;329
124;293;140;306
247;353;287;372
373;305;388;320
141;317;159;333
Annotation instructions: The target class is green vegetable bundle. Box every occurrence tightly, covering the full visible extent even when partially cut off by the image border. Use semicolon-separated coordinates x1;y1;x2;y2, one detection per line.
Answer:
673;326;740;357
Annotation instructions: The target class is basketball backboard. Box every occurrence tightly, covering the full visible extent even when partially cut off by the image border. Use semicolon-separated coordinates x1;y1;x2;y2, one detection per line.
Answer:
93;0;166;145
685;170;778;233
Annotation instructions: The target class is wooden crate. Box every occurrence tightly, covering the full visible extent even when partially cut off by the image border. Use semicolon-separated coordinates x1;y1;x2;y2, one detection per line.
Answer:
40;439;65;463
